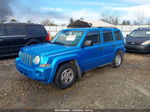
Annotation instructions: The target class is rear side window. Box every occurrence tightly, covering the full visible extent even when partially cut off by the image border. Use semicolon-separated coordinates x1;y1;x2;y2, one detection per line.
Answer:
36;26;47;36
103;31;114;42
114;31;122;40
26;26;36;36
85;31;100;44
6;24;25;35
0;25;6;36
26;25;47;37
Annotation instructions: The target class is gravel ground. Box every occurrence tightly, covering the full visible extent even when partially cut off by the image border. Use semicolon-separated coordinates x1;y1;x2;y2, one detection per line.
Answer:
0;53;150;109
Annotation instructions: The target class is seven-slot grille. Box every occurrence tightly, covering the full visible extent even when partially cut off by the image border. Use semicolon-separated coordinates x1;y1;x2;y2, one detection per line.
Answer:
20;52;33;66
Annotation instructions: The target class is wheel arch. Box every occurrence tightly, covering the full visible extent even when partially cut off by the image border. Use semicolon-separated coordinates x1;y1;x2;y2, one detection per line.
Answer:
49;54;81;83
112;49;125;62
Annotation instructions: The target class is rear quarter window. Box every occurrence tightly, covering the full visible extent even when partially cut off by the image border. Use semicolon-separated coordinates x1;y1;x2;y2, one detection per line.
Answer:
114;31;122;40
103;31;114;42
26;25;47;37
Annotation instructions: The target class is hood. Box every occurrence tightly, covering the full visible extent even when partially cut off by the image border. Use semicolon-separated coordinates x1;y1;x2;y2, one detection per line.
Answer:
126;36;150;43
21;43;77;56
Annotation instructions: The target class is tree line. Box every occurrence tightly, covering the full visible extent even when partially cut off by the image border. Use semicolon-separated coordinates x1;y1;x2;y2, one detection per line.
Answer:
0;8;149;26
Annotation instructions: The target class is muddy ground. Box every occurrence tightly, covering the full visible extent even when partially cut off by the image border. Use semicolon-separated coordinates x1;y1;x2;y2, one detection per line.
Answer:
0;53;150;109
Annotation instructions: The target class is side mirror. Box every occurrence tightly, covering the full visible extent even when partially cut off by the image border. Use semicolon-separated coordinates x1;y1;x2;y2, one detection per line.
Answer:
84;40;93;47
126;34;129;37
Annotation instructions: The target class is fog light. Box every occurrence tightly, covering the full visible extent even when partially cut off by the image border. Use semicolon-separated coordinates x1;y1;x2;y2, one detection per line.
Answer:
35;72;41;77
40;64;50;67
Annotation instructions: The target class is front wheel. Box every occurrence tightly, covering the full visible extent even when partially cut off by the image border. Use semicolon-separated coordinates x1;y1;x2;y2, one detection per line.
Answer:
112;51;123;68
54;63;77;89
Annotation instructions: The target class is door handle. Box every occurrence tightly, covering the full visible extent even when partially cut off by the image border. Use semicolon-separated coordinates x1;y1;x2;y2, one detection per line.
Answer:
112;44;116;47
24;37;28;40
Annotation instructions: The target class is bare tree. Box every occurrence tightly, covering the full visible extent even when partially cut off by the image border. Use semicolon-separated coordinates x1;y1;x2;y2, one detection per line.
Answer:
27;20;32;23
133;21;139;25
100;13;119;25
41;19;56;26
61;24;66;26
80;18;84;21
69;18;74;24
135;8;145;25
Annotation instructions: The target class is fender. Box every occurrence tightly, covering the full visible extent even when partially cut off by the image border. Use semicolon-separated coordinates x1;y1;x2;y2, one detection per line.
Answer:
112;42;125;61
47;53;81;83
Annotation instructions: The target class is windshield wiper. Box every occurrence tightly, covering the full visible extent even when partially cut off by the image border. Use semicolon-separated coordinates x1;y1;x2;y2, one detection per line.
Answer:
50;42;65;45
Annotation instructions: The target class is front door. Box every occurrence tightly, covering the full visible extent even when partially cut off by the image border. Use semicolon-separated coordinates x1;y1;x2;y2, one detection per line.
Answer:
81;31;104;71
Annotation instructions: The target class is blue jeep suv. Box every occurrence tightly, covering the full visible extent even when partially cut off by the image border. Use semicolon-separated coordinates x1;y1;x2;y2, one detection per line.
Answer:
16;28;126;89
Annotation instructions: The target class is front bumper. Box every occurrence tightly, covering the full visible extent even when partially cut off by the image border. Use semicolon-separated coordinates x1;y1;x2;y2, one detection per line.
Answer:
15;58;53;83
125;44;150;53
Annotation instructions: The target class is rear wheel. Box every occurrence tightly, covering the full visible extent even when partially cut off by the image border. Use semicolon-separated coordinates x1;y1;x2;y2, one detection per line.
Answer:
54;63;77;89
112;51;123;68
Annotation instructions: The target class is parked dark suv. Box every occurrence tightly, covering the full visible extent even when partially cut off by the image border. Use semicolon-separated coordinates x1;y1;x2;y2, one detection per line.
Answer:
125;28;150;53
0;23;49;57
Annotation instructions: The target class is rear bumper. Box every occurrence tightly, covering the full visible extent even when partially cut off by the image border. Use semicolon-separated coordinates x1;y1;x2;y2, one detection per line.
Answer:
125;44;150;53
15;58;53;84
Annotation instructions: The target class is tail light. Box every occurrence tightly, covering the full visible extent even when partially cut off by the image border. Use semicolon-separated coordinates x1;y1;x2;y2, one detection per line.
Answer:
46;31;51;41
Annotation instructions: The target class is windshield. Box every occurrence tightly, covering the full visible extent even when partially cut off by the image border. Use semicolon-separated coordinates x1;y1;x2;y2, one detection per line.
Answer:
129;30;150;38
51;30;83;46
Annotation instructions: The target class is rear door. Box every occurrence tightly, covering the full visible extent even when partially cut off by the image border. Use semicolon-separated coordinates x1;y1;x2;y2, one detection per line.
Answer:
6;24;26;54
0;24;9;55
102;30;116;64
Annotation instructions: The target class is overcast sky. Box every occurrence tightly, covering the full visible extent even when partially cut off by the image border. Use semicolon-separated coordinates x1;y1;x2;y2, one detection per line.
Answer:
8;0;150;24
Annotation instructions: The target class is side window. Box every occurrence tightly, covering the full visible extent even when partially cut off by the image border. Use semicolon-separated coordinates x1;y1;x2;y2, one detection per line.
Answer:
26;25;46;37
85;31;100;45
26;25;37;36
103;31;114;42
114;31;122;40
6;25;25;36
0;25;6;36
36;26;47;36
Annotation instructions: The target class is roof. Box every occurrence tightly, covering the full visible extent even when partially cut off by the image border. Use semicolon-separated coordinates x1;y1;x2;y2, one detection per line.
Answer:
63;27;119;32
0;22;42;26
135;27;150;31
68;20;114;28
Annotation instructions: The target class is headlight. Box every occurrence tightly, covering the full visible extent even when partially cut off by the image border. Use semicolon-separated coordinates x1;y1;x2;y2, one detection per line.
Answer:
33;56;40;64
141;40;150;45
19;51;22;57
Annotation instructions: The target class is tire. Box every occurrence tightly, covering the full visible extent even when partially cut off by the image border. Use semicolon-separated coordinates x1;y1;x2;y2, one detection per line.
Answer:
112;51;123;68
54;63;77;89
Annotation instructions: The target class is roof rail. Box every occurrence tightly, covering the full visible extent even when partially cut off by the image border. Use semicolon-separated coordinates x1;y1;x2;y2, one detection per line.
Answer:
97;27;118;29
138;27;150;29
